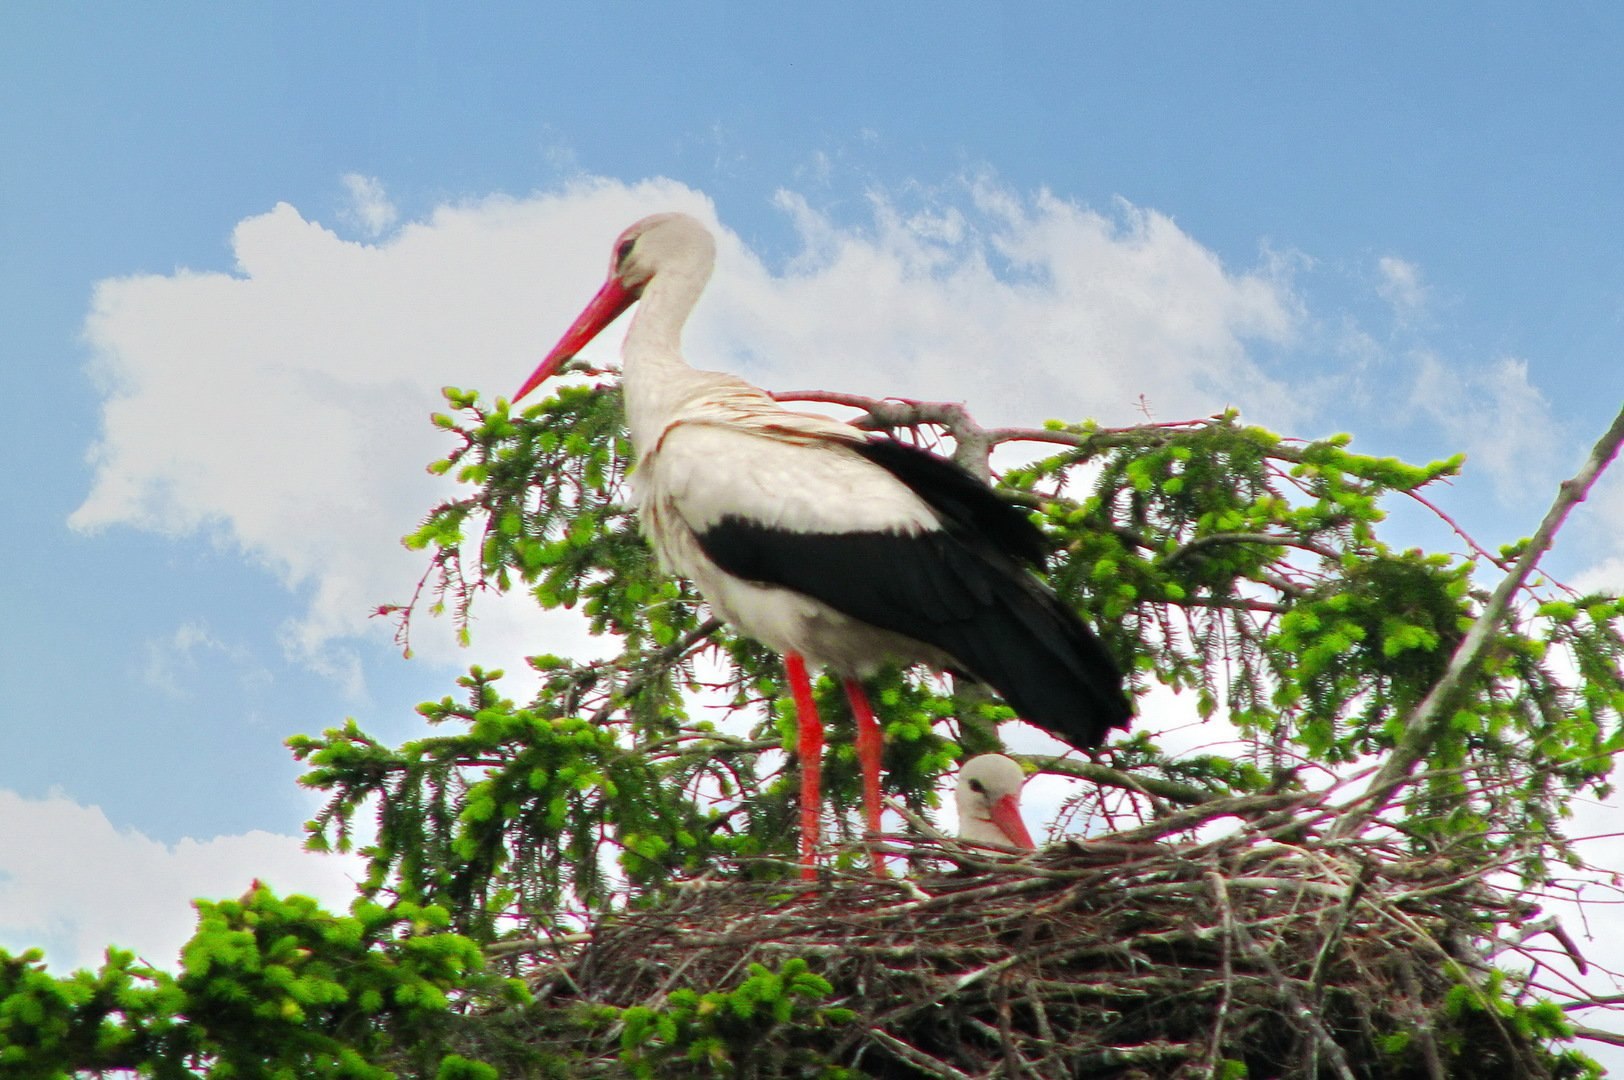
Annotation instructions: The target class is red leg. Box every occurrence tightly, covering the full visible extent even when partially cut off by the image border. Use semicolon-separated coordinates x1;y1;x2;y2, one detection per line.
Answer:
843;679;884;843
784;653;822;880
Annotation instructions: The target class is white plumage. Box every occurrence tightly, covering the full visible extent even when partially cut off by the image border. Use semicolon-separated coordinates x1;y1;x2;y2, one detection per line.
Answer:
643;423;949;674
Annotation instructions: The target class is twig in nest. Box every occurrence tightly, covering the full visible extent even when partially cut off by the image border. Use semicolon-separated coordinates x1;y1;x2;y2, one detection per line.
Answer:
1397;961;1448;1080
1204;870;1237;1075
1497;915;1591;975
866;1029;977;1080
504;817;1608;1078
1206;871;1358;1080
1307;856;1369;994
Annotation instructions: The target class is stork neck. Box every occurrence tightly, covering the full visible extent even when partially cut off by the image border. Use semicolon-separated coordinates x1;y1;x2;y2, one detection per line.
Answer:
625;257;710;360
620;257;713;452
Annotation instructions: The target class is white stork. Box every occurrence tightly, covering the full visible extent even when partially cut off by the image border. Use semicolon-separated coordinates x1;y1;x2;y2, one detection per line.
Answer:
955;753;1037;850
513;212;1132;878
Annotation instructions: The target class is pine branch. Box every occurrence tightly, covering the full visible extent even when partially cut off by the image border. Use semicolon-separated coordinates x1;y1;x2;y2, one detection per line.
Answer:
585;618;723;726
1330;403;1624;839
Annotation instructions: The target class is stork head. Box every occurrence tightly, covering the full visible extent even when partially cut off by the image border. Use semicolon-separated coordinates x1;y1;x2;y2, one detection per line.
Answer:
513;213;716;403
955;754;1037;850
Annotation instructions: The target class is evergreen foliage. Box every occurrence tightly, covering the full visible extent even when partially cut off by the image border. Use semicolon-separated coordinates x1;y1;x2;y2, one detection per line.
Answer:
3;377;1621;1077
0;885;521;1078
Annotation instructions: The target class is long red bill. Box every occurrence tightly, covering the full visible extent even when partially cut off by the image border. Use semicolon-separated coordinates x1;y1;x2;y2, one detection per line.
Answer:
989;793;1036;850
512;276;638;403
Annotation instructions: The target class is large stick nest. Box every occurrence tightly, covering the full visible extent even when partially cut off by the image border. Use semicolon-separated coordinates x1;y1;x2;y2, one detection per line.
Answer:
504;791;1589;1079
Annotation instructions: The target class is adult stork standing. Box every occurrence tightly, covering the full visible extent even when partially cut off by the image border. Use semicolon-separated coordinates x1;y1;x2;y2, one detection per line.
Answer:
513;212;1132;877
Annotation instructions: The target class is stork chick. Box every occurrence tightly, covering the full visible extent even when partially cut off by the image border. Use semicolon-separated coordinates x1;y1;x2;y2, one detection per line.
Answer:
955;753;1037;850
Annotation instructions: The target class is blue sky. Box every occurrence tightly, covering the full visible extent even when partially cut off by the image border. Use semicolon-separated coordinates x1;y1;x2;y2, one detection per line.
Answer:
4;2;1624;1056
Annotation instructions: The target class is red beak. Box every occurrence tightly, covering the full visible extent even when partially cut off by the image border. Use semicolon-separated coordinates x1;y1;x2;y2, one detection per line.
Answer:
989;793;1036;850
513;276;638;403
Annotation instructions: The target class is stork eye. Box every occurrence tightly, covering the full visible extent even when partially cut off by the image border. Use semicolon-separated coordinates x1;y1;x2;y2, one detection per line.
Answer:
616;238;637;266
967;778;986;794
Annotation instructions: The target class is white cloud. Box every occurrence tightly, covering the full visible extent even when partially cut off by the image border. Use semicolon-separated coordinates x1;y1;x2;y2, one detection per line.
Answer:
705;184;1305;429
1411;353;1560;501
1571;462;1624;596
142;619;270;698
0;788;362;972
72;176;1305;696
1376;254;1427;319
338;173;398;237
797;149;834;187
73;178;707;695
1573;555;1624;596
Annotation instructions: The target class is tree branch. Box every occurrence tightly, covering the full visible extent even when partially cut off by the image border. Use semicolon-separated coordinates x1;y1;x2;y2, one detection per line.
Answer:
1012;754;1217;807
1161;531;1339;567
1573;1025;1624;1049
586;618;723;726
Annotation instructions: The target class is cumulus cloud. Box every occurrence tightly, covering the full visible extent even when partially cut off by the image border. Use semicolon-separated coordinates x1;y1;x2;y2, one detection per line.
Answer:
73;177;712;694
0;788;362;972
1574;558;1624;595
72;175;1305;694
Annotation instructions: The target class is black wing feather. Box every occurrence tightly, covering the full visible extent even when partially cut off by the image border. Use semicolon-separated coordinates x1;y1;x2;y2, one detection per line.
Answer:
849;437;1049;565
695;440;1133;750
